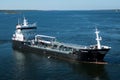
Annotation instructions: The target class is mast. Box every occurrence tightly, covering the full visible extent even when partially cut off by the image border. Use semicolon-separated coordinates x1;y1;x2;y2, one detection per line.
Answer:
95;28;102;49
16;19;21;29
18;18;20;25
23;17;28;26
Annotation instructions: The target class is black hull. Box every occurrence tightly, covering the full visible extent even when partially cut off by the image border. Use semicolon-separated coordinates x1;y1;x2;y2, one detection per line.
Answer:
12;40;110;63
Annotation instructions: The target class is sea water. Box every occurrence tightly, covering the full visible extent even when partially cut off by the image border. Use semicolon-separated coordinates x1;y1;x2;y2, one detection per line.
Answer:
0;10;120;80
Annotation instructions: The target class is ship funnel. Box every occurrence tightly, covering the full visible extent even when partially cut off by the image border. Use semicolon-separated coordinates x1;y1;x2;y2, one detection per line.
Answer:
95;28;102;49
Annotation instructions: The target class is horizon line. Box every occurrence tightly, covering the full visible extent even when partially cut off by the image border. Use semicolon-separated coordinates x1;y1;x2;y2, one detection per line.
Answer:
0;8;120;11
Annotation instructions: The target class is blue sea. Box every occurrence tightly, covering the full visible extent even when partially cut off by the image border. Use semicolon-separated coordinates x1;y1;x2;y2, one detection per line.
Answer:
0;10;120;80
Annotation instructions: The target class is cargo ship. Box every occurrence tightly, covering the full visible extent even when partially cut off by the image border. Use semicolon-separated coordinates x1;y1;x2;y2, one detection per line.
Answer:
12;17;111;63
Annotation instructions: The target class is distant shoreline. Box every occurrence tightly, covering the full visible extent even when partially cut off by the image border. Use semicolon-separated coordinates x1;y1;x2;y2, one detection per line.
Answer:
0;9;119;14
0;9;119;11
0;10;19;14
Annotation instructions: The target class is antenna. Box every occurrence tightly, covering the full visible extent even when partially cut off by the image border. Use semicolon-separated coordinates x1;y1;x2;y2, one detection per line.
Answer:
18;18;20;25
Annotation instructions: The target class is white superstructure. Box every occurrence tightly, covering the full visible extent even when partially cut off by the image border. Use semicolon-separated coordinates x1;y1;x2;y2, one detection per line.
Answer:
12;21;24;41
12;17;36;41
12;28;24;41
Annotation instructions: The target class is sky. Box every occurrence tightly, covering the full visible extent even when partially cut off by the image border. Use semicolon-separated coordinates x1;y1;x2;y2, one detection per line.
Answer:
0;0;120;10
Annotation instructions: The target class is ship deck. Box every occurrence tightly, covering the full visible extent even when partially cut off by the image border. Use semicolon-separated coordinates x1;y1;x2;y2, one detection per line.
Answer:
30;45;73;54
